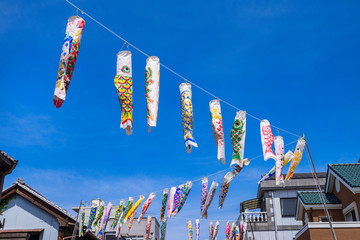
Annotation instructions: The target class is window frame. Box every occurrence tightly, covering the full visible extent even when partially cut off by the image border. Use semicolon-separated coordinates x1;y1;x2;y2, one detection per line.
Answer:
280;198;298;217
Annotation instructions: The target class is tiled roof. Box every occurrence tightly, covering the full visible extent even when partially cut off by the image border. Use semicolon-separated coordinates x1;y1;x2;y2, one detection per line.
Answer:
298;191;341;205
329;163;360;188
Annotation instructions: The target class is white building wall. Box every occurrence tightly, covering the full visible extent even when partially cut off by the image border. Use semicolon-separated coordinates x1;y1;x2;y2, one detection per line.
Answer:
273;189;303;227
2;195;60;240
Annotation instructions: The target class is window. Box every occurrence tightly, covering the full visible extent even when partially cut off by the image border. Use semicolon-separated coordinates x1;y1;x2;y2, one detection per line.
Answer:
345;210;356;221
319;216;333;222
280;198;297;217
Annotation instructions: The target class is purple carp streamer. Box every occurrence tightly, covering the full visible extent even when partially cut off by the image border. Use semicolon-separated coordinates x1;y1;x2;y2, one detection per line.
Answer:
160;188;169;221
173;181;192;216
209;99;225;164
200;178;208;217
98;202;113;237
286;137;306;180
111;199;125;229
145;56;160;132
213;220;220;240
179;83;198;153
226;221;231;240
124;195;144;224
230;111;249;168
195;219;200;240
138;192;156;223
114;50;133;135
187;219;194;240
172;185;184;213
167;187;176;218
53;16;85;108
219;172;232;209
201;181;218;219
144;215;152;240
257;150;294;184
79;209;85;237
160;217;168;240
209;221;214;240
87;206;97;229
93;201;105;229
120;197;134;225
260;120;277;161
274;136;285;185
127;210;137;233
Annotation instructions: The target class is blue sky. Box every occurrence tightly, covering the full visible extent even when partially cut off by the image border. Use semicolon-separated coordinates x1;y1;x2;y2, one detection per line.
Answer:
1;0;360;239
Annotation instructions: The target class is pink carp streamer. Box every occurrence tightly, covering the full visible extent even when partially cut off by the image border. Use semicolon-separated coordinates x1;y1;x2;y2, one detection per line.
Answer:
53;16;85;108
201;181;218;219
226;221;231;240
138;192;156;223
257;150;294;184
286;137;306;180
200;178;208;217
144;215;152;240
213;220;220;240
145;56;160;132
98;202;113;237
111;199;125;229
127;210;137;233
209;221;214;240
173;181;192;216
124;195;144;224
195;219;200;240
160;188;169;221
179;83;198;153
160;217;168;240
114;50;133;135
167;187;176;218
274;136;285;185
187;219;194;240
260;120;277;161
209;99;225;164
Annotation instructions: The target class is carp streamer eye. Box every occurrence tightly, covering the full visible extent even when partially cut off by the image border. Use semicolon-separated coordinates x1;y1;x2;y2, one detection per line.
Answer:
122;66;130;73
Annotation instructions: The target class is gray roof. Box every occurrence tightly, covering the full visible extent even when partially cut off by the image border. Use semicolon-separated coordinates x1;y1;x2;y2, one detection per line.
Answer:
6;178;76;221
0;150;18;174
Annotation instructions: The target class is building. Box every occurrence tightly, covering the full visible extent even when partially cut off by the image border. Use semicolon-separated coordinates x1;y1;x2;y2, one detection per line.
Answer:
0;178;97;240
295;163;360;240
73;201;160;240
0;151;18;200
238;172;326;240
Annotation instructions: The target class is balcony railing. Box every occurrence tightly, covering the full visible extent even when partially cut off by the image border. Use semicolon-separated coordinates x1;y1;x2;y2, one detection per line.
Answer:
240;211;268;223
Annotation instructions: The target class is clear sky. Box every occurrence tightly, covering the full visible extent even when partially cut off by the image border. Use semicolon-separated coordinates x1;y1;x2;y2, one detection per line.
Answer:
1;0;360;239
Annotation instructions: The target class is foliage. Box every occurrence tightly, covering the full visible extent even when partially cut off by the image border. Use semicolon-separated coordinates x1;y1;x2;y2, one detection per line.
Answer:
0;198;11;215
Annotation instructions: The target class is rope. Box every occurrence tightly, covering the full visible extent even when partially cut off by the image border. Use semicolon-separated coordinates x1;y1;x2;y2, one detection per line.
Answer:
63;0;302;138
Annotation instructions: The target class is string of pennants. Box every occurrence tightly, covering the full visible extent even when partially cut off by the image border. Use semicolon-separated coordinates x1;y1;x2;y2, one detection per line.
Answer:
56;1;308;239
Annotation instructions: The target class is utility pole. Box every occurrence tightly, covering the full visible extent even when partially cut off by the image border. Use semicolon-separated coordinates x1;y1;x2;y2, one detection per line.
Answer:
71;200;83;240
271;192;278;240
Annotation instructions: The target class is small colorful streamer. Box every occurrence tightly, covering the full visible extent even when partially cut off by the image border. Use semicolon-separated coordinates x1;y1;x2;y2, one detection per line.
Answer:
209;99;225;164
87;206;97;230
274;136;285;185
138;192;156;223
209;221;214;240
111;199;125;229
219;172;232;209
187;219;194;240
173;181;192;216
160;217;168;240
201;181;218;219
124;195;144;224
213;220;220;240
172;185;184;213
144;215;152;240
200;177;208;216
230;111;248;168
226;221;231;240
160;188;169;221
230;222;236;240
127;210;137;233
120;197;134;225
195;219;200;240
98;202;113;236
92;201;105;229
79;209;85;237
286;137;306;180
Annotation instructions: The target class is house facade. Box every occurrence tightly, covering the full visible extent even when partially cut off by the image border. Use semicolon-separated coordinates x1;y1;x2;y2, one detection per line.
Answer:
238;172;326;240
0;178;97;240
295;163;360;240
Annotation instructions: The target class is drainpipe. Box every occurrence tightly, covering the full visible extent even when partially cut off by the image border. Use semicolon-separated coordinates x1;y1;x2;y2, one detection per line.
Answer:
271;192;278;240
